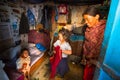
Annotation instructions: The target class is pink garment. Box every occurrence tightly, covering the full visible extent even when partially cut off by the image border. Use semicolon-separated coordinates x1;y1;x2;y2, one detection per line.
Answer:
17;75;24;80
83;64;95;80
50;46;62;78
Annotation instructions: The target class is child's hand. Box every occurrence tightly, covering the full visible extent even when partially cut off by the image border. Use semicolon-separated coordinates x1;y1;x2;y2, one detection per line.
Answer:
18;68;23;73
22;63;27;69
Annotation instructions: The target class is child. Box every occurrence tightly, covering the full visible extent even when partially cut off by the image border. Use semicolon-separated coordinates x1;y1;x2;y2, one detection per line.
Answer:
16;48;31;80
50;28;72;80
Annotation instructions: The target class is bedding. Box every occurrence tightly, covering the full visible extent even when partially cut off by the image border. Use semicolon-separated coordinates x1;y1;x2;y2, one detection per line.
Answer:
30;52;44;66
28;30;50;48
28;30;50;74
28;43;46;67
29;46;42;56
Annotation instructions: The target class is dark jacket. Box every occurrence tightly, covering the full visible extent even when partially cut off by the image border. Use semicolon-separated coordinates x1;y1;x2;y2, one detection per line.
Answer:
19;12;29;34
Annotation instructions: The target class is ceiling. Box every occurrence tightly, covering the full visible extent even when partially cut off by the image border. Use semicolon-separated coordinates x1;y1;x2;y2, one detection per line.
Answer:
22;0;105;5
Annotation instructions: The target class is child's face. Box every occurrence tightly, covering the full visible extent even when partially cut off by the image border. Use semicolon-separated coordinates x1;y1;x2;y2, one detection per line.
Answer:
58;33;64;42
22;50;29;58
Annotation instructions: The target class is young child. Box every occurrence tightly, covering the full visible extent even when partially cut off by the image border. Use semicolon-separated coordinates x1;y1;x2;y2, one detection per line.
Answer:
50;28;72;80
16;48;31;79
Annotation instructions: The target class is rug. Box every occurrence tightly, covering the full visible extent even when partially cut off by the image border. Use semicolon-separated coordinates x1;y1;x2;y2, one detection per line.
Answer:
31;57;84;80
31;57;50;80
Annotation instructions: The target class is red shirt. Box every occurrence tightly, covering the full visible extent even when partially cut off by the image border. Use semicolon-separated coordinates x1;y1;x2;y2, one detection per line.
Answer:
83;20;106;58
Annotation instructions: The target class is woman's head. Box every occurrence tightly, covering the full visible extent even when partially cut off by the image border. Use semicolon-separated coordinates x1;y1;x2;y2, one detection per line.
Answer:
83;6;100;27
58;28;70;42
20;48;29;58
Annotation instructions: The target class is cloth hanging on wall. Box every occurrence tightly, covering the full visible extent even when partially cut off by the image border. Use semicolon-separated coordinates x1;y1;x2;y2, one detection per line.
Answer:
27;8;36;28
41;5;53;31
20;34;28;47
30;5;39;22
19;12;29;34
58;4;68;14
55;6;58;22
37;5;44;24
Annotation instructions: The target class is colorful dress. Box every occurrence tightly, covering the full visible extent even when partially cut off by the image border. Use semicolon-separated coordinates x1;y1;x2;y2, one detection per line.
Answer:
83;20;106;80
83;20;106;58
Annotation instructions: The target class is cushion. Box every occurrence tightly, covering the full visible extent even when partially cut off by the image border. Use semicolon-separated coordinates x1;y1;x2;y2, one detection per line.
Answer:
0;45;21;60
0;60;9;80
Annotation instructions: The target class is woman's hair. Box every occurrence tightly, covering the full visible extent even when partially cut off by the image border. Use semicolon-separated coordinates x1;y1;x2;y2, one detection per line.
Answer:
58;28;70;41
82;6;100;17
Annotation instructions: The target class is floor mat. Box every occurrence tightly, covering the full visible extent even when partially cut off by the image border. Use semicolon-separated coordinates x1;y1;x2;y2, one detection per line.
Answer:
31;57;50;80
31;57;84;80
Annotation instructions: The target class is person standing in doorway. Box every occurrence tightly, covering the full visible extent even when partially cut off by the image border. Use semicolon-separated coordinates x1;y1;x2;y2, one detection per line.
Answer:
81;6;106;80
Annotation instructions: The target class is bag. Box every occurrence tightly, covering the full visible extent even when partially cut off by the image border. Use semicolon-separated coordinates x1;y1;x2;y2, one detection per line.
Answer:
36;43;46;52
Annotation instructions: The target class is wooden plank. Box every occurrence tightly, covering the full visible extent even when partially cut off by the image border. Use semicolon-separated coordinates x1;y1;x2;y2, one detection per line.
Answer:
30;52;48;75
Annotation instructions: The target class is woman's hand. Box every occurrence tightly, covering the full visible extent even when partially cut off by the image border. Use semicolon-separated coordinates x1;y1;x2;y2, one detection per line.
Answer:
53;50;56;54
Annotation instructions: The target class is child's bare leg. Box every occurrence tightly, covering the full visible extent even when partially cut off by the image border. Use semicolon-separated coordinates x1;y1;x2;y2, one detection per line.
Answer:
26;66;30;80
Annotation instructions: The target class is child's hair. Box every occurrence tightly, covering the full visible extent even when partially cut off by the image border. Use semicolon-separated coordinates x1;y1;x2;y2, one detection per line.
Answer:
58;28;70;41
20;48;30;57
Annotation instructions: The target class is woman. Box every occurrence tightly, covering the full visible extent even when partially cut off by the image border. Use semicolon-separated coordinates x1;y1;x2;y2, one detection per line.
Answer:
82;6;106;80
